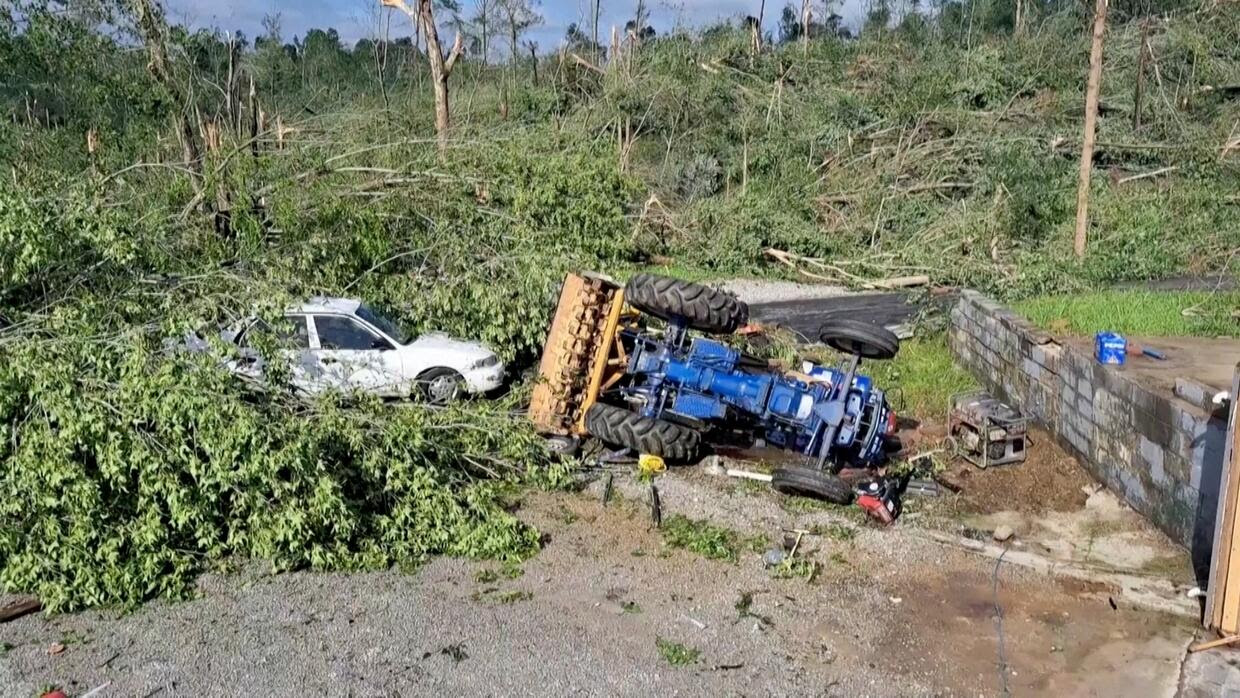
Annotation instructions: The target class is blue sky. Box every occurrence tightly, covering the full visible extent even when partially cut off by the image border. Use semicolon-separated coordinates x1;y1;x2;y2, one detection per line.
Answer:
165;0;868;57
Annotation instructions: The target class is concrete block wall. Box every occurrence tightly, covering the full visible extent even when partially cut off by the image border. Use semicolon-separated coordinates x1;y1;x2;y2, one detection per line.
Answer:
948;291;1228;568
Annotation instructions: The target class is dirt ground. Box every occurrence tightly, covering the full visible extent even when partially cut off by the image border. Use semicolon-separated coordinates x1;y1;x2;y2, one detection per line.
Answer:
941;427;1094;515
0;451;1203;697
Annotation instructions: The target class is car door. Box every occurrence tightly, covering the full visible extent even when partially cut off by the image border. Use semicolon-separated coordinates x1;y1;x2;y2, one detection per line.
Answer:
235;315;320;393
310;314;404;395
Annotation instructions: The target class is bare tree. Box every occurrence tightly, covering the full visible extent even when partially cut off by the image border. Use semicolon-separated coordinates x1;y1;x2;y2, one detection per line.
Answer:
471;0;495;64
127;0;202;186
497;0;542;65
382;0;464;155
1073;0;1108;258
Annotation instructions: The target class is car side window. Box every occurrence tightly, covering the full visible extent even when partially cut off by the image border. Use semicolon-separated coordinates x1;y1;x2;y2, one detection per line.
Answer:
240;316;309;349
277;316;310;348
314;315;389;351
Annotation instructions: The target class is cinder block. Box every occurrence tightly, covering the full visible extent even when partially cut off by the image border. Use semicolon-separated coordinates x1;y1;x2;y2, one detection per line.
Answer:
1031;343;1062;372
1077;376;1093;397
1177;406;1208;439
1077;394;1094;423
1190;452;1207;491
1139;434;1167;484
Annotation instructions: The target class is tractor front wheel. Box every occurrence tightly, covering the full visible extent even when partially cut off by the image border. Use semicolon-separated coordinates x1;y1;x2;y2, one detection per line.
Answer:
772;466;855;505
584;403;701;461
624;273;748;335
819;319;900;360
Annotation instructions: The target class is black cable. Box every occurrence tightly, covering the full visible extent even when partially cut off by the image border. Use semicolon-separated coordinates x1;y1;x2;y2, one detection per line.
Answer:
992;548;1011;697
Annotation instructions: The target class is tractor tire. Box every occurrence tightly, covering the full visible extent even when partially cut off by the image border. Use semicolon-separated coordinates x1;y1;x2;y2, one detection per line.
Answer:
624;274;748;335
819;319;900;360
771;466;855;505
584;403;701;461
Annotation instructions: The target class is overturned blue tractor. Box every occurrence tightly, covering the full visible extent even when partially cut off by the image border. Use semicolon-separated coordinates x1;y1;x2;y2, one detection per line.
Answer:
530;273;903;507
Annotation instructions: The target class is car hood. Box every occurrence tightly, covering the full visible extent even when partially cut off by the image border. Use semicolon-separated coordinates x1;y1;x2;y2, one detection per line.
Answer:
406;333;496;360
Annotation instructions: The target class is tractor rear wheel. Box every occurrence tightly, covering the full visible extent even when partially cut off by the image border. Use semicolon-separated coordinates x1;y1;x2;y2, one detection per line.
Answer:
624;274;748;334
584;403;701;461
771;466;855;505
819;319;900;360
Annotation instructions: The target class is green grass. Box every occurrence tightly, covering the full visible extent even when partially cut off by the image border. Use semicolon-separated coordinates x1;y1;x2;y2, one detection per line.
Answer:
655;637;701;667
771;556;819;582
660;514;763;563
865;335;977;421
808;522;857;542
1016;290;1239;338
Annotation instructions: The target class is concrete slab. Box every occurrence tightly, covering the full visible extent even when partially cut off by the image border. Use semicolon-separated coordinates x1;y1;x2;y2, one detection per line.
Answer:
1062;335;1239;396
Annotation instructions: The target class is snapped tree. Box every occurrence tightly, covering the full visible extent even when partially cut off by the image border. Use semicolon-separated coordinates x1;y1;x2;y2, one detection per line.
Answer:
497;0;541;65
382;0;464;155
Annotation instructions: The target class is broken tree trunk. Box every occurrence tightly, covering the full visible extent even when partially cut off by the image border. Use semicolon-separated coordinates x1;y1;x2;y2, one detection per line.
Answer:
800;0;811;55
129;0;204;195
752;0;766;57
0;597;41;623
382;0;463;156
1073;0;1109;259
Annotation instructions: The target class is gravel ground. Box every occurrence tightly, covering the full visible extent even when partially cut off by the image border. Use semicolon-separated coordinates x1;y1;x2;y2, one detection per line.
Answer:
718;279;850;305
1;461;1199;698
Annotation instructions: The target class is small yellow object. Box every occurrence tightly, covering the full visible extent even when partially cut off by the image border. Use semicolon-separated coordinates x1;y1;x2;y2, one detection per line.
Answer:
638;454;666;476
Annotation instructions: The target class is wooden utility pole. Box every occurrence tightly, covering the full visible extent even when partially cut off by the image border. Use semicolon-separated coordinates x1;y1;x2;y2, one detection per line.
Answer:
592;0;602;61
1073;0;1109;259
382;0;463;156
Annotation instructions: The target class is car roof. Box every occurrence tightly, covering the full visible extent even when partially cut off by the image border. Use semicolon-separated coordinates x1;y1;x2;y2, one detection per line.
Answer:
293;296;362;315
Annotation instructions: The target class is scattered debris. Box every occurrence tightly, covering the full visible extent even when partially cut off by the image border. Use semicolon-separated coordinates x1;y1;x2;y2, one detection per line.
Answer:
47;642;65;655
1190;634;1240;652
734;591;774;627
0;596;41;622
727;468;772;483
763;548;787;568
701;455;726;476
682;614;707;629
650;483;662;527
906;479;942;497
782;528;810;556
601;472;614;505
439;643;469;662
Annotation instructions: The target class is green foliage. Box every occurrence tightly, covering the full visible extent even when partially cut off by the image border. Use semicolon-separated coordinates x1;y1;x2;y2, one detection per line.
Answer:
771;556;818;582
659;514;760;562
3;0;1238;614
1016;289;1240;337
864;336;979;421
655;637;701;667
0;324;554;611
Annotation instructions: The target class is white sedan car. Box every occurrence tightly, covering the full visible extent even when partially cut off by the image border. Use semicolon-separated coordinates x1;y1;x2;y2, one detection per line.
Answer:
224;297;504;403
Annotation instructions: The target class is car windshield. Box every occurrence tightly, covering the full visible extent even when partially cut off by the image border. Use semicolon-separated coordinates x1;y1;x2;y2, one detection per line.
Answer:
355;304;412;345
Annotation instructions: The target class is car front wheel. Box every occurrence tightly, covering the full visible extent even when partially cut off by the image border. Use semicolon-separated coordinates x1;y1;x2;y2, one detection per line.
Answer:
417;367;465;405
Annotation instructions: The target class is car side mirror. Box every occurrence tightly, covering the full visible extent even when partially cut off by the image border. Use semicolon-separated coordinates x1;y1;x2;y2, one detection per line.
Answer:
371;338;393;351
